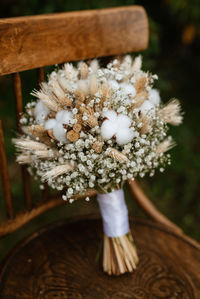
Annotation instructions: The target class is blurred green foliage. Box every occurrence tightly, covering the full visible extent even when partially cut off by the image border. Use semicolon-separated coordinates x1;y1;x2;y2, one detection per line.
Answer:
0;0;200;260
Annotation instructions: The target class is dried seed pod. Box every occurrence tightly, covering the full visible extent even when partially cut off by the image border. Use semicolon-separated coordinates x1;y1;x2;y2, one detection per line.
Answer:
75;113;83;125
51;80;66;101
79;107;98;128
75;90;85;102
17;154;32;164
131;55;142;72
77;80;89;96
89;75;99;95
67;130;80;142
156;138;176;155
57;75;73;93
73;123;82;133
23;125;53;146
131;91;148;109
59;96;73;108
99;83;110;108
135;76;147;94
80;62;89;79
42;163;73;180
92;141;103;153
109;149;128;163
31;88;61;112
12;138;48;151
139;116;151;134
83;115;98;128
79;106;88;115
48;111;56;118
47;129;55;139
158;99;183;125
25;125;46;135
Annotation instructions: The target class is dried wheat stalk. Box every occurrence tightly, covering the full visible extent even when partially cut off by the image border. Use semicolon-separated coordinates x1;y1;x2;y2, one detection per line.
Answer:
103;232;139;275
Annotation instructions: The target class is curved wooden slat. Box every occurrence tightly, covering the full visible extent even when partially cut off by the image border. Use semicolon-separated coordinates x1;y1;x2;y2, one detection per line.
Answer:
0;6;148;75
128;179;183;235
0;190;97;238
0;120;14;219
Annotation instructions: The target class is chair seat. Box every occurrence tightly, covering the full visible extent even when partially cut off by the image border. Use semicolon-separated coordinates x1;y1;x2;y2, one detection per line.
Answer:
0;217;200;298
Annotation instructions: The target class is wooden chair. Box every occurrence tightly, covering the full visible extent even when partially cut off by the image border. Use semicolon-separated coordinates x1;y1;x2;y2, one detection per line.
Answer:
0;6;200;298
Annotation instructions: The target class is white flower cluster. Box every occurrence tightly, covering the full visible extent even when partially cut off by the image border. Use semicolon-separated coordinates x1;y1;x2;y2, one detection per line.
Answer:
14;55;182;201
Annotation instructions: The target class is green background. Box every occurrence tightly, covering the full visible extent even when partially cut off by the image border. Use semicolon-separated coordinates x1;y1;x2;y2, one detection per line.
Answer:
0;0;200;261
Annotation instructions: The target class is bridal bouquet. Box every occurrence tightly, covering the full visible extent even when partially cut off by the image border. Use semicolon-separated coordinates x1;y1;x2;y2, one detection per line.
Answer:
13;56;182;275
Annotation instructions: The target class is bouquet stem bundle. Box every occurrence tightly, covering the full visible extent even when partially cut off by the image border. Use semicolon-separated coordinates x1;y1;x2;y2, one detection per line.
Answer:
97;189;138;275
103;232;138;275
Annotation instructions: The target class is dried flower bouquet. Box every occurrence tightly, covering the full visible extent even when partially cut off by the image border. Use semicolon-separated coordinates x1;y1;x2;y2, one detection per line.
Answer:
13;55;183;275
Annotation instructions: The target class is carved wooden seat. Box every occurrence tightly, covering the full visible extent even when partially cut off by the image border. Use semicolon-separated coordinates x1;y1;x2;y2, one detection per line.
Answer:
0;6;200;298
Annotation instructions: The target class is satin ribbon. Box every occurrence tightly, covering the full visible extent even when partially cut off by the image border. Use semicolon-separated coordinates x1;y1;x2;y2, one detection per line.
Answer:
97;189;129;237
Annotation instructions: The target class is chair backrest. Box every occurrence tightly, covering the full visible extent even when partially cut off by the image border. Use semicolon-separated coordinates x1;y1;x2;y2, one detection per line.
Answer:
0;6;149;238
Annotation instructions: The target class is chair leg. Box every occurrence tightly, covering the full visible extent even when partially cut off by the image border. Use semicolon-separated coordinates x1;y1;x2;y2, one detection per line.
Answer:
127;179;183;235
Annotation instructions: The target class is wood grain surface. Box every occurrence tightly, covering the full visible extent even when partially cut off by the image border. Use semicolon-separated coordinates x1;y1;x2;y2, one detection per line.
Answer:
0;121;14;218
0;6;148;75
0;217;199;298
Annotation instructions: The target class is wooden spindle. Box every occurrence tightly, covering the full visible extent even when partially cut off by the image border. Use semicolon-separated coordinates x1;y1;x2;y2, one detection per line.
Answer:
0;120;14;218
13;72;32;210
37;67;45;83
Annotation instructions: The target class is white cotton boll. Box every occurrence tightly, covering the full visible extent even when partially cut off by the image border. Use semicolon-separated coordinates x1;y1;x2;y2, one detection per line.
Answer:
116;114;131;128
108;80;119;91
45;118;57;130
53;123;67;143
102;110;117;121
101;120;116;140
116;128;135;145
140;100;156;116
149;89;161;106
120;83;136;97
34;100;49;121
35;113;46;124
56;110;73;125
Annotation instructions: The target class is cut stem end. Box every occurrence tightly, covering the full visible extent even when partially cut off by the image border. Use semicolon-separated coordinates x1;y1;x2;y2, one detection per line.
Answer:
103;232;139;276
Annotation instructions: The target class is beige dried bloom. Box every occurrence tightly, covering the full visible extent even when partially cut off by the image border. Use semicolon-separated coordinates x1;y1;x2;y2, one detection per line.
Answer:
89;75;99;95
134;76;147;94
67;130;80;142
42;163;73;180
16;154;32;164
92;141;104;153
13;138;48;151
79;62;89;79
139;116;152;134
156;138;176;155
131;55;142;72
109;149;128;163
158;99;183;125
131;91;148;109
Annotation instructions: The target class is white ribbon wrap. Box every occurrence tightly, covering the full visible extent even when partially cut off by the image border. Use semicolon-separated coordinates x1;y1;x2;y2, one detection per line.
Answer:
97;189;130;238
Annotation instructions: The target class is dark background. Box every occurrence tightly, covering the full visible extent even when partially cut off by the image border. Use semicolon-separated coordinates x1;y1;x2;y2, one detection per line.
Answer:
0;0;200;260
